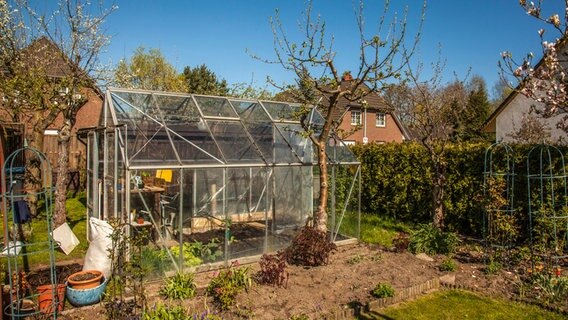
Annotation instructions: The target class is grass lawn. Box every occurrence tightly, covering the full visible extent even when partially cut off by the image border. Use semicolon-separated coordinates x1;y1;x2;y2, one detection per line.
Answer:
338;212;411;247
360;290;565;320
1;192;88;269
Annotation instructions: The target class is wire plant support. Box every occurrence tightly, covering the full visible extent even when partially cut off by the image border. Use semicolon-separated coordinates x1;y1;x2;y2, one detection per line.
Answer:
1;147;61;319
526;144;568;274
483;142;517;269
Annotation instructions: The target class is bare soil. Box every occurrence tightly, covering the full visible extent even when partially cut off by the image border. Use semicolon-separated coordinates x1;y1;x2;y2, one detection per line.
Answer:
59;242;527;320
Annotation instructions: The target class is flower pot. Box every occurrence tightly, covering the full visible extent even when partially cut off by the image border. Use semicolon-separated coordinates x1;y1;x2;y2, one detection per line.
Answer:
67;270;103;289
37;283;66;314
65;277;107;307
3;298;35;319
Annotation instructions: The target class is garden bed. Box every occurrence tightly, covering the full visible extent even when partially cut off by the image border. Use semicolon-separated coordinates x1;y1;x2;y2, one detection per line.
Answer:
54;241;559;319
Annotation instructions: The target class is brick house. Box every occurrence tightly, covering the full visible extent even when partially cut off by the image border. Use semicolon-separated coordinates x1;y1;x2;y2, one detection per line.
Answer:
0;37;103;183
332;79;409;145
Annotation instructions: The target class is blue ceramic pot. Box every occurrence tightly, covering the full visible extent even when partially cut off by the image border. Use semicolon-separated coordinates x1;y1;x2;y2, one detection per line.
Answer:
65;277;108;307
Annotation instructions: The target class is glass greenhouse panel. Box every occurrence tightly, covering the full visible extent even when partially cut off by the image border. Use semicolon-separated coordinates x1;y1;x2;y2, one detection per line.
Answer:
261;101;299;122
327;138;359;164
165;122;224;164
231;100;274;162
194;96;238;118
275;123;312;163
206;120;264;164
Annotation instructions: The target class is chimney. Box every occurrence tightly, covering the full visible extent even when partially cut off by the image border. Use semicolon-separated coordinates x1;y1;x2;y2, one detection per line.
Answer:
342;71;352;81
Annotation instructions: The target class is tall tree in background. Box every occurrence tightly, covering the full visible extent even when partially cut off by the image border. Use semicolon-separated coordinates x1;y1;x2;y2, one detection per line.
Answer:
256;0;425;232
453;75;492;142
402;58;468;229
0;0;115;227
500;0;568;133
183;64;229;96
114;47;187;92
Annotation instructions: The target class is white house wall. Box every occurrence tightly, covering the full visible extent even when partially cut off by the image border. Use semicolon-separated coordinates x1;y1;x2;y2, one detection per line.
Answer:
496;93;566;143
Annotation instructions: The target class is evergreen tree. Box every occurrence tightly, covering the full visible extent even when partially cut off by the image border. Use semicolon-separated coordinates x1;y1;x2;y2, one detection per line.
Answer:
183;64;229;96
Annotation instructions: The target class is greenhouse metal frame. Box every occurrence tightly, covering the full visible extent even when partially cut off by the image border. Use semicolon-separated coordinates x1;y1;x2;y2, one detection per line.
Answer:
84;88;360;274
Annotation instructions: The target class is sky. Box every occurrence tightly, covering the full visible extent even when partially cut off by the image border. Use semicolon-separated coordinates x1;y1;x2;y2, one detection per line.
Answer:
99;1;566;98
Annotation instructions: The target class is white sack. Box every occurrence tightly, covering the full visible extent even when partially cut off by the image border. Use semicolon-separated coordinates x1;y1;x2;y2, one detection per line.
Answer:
83;217;113;278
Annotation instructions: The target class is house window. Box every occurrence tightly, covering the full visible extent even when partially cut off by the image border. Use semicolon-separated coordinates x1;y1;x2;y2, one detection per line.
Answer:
376;112;386;127
351;110;361;125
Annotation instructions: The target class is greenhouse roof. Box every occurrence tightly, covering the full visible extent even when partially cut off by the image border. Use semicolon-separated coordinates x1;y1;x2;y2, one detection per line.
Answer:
103;88;359;169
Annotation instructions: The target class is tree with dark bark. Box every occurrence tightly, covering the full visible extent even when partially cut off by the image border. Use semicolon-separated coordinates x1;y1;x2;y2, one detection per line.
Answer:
0;0;115;227
255;0;425;232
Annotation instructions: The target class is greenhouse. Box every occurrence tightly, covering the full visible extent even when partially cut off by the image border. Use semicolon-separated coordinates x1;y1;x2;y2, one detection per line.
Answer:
84;87;360;275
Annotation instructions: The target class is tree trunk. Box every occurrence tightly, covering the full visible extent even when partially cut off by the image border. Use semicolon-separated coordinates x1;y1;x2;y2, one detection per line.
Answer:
53;120;72;228
314;141;328;232
24;129;46;217
432;161;446;229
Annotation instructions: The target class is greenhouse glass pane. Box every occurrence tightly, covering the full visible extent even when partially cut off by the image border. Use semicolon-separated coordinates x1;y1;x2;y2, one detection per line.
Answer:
160;96;201;125
112;91;157;120
127;123;180;166
207;120;264;163
231;100;273;161
274;123;311;163
261;101;299;122
230;100;271;122
327;138;359;164
167;122;223;164
194;96;237;118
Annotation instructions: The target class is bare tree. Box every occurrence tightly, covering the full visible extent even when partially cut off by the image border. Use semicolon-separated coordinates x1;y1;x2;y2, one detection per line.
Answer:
254;0;425;232
402;58;468;229
0;0;116;227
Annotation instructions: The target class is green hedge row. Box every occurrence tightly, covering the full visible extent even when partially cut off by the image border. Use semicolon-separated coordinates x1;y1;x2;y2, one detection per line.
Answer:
350;142;568;238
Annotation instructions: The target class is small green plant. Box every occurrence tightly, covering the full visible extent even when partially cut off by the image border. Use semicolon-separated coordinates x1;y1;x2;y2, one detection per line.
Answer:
346;254;364;265
439;255;457;272
207;260;252;310
160;239;222;267
255;252;288;287
159;272;197;300
408;224;459;255
371;283;395;298
527;273;568;302
392;232;410;252
283;226;337;267
485;256;502;275
143;303;188;320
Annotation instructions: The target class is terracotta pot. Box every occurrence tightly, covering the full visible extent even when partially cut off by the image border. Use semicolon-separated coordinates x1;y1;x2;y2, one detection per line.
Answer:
67;270;103;290
37;283;66;314
136;217;144;224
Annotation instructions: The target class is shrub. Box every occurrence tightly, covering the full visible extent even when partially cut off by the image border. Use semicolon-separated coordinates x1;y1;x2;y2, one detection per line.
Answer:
371;283;395;298
143;303;188;320
439;256;457;272
484;256;502;275
392;232;410;252
159;272;197;300
255;252;288;287
283;226;337;266
408;224;459;255
206;261;252;310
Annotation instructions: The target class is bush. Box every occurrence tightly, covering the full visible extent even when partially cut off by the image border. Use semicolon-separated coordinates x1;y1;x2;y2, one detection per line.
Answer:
143;303;188;320
408;224;459;255
439;256;457;272
255;253;288;287
159;272;197;300
206;261;252;310
371;283;395;298
283;226;337;266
